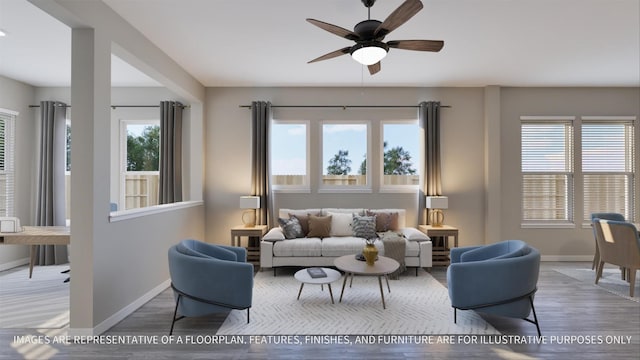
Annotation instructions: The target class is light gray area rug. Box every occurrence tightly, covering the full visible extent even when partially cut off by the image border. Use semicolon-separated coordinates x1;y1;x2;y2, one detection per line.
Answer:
217;269;500;335
554;267;640;303
0;265;69;328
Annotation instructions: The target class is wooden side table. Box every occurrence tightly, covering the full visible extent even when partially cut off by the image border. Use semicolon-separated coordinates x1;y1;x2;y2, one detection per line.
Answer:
230;225;268;266
418;225;459;266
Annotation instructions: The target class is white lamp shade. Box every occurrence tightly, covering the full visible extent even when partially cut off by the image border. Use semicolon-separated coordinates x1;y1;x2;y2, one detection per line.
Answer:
351;45;388;65
240;196;260;209
426;196;448;209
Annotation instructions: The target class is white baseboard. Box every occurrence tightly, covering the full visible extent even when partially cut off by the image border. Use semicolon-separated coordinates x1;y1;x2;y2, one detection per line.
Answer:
0;257;29;272
69;278;171;337
541;255;592;262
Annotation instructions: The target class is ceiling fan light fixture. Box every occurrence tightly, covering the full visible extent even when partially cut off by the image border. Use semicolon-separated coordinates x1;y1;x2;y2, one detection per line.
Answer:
351;42;388;66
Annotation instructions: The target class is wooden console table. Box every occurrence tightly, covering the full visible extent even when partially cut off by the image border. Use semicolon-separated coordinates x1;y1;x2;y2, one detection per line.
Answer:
230;225;268;266
418;225;459;266
0;226;70;278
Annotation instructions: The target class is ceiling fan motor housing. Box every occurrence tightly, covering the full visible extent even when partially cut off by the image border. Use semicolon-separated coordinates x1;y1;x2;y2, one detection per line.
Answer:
354;19;383;40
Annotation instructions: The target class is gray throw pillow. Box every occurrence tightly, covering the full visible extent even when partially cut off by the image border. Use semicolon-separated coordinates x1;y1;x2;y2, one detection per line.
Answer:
352;214;377;240
278;216;304;239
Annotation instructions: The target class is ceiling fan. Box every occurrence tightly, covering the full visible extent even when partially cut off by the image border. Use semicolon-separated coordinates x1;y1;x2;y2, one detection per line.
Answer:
307;0;444;75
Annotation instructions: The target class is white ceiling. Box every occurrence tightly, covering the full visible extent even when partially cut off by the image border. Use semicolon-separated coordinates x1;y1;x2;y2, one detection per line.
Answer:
1;0;639;88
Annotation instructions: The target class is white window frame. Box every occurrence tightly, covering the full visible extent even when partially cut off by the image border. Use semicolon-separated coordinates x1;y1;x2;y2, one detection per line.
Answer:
0;108;17;217
119;119;160;210
520;116;575;228
580;116;637;226
319;120;372;194
379;120;421;193
270;120;310;193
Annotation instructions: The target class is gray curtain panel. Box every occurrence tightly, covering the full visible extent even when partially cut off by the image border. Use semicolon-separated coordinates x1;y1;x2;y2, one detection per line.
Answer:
159;101;183;204
419;101;442;224
35;101;68;265
251;101;273;228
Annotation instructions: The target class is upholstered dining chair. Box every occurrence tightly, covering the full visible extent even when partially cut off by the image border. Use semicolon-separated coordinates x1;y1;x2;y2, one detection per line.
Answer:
167;239;254;335
592;219;640;297
447;240;541;336
590;213;626;270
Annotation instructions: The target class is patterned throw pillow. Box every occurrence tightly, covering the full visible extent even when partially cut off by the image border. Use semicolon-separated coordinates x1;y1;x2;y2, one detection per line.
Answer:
278;216;304;239
352;214;377;240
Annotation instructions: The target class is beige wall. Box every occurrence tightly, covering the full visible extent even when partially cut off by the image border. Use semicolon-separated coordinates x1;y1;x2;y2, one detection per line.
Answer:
498;87;640;259
205;86;640;260
205;87;486;247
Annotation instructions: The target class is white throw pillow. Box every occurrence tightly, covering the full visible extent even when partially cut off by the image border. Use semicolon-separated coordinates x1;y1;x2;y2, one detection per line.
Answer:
327;211;353;236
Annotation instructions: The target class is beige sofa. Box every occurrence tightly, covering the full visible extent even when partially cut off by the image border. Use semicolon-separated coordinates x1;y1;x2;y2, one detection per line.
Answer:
260;208;432;275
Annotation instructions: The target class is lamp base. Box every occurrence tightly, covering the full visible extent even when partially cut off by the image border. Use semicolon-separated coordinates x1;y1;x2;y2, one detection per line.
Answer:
241;210;256;227
429;209;445;227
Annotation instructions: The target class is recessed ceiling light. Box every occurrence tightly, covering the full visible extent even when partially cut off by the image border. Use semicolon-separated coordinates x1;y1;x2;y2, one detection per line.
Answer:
0;29;7;37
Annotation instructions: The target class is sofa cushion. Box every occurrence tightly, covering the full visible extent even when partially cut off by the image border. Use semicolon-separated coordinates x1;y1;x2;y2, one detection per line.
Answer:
273;238;322;257
307;215;332;238
321;237;369;257
288;210;321;236
352;214;377;239
366;210;400;231
278;216;304;239
327;211;353;236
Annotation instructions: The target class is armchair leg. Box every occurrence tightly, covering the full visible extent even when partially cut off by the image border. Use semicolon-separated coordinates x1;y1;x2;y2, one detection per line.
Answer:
453;307;457;323
169;294;184;336
247;308;250;324
523;296;541;337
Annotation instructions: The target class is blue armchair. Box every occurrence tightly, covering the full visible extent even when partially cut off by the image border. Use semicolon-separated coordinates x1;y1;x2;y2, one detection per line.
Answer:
447;240;541;336
168;239;254;335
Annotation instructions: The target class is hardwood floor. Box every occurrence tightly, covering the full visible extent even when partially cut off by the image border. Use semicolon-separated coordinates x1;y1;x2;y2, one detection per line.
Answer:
1;262;638;359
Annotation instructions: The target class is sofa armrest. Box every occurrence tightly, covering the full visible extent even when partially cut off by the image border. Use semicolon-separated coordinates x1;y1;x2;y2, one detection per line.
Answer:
260;240;274;269
263;227;285;241
418;240;432;268
402;227;430;241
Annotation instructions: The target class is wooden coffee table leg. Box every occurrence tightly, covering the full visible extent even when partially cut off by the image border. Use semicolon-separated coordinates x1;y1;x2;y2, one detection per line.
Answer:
328;284;334;304
378;275;386;309
297;283;304;300
339;273;349;302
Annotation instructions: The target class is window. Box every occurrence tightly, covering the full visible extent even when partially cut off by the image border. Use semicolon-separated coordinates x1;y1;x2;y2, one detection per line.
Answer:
120;120;160;210
321;122;370;191
582;117;636;223
521;117;574;224
271;121;309;191
381;121;420;191
0;109;16;217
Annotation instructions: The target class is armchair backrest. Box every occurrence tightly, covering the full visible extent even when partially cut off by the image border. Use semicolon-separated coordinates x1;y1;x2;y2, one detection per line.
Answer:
459;239;529;263
593;219;640;269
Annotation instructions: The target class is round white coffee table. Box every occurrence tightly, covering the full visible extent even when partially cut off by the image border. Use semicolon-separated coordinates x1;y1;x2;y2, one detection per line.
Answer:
294;268;342;304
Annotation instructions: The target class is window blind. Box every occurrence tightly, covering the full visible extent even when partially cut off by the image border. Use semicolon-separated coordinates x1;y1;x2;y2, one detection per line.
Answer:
582;120;635;222
0;111;16;217
521;120;574;222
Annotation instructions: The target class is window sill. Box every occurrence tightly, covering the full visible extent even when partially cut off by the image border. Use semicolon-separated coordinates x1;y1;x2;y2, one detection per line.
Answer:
379;186;419;194
318;187;373;194
109;200;203;222
521;223;576;229
272;187;311;194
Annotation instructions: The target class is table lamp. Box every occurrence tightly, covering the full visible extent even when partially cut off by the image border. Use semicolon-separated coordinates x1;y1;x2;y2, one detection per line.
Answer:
240;196;260;227
426;196;448;227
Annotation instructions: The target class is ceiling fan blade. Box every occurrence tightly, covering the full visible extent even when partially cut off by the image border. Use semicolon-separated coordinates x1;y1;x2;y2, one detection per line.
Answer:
308;47;352;63
387;40;444;52
368;62;381;75
375;0;424;38
307;19;360;41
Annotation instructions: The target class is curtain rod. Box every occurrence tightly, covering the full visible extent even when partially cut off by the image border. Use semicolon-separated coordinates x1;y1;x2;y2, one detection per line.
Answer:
239;104;451;109
29;104;189;109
